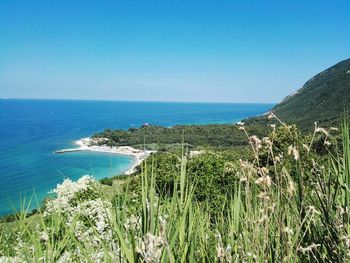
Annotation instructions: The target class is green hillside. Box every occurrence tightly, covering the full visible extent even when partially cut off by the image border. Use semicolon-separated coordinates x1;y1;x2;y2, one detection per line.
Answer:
248;58;350;130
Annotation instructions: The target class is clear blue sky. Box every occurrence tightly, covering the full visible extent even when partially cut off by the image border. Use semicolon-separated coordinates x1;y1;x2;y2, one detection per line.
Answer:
1;0;349;103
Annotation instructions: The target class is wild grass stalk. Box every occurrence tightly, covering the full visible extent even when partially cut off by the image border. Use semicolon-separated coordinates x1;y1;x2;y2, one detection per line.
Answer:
1;119;350;262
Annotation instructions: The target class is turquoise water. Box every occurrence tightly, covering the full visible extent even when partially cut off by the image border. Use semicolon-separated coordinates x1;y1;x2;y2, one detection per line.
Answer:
0;99;273;215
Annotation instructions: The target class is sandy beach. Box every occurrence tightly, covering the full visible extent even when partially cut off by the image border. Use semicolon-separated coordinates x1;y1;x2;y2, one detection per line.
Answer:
58;137;155;175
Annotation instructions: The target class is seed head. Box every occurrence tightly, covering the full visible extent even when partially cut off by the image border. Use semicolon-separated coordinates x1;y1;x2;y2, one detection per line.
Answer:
287;181;295;196
324;140;331;146
255;175;272;188
287;145;299;160
258;192;270;201
315;127;329;136
283;227;294;235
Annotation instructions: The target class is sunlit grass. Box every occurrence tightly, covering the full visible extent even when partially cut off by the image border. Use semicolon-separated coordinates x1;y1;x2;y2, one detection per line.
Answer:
1;118;350;262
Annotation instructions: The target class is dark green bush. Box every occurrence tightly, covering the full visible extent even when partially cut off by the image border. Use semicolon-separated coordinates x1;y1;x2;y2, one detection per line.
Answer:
99;177;114;186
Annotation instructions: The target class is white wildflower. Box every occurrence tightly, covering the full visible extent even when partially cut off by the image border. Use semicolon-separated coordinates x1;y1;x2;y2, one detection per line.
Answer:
77;198;113;241
189;150;205;158
45;175;99;216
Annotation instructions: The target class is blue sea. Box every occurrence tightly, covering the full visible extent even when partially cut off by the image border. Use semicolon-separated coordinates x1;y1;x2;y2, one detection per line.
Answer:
0;99;273;215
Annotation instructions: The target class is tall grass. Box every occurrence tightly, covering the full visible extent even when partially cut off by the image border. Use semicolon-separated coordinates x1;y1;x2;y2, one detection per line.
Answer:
1;119;350;262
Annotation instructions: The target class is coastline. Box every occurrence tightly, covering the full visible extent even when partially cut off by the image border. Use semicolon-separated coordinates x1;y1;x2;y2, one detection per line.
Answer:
58;137;155;175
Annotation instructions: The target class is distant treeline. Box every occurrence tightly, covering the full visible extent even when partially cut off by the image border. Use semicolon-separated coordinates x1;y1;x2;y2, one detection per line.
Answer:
93;124;270;149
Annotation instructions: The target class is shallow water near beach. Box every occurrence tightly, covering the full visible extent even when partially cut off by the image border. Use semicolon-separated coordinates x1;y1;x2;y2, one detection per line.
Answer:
0;99;273;215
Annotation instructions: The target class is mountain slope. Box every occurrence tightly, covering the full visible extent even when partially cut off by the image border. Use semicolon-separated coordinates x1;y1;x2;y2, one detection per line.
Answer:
249;58;350;130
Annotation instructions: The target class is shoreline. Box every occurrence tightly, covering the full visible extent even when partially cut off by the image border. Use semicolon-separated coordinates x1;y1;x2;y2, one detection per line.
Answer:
57;137;155;175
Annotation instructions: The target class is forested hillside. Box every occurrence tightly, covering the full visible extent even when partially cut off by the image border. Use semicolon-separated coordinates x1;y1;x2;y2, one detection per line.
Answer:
247;58;350;130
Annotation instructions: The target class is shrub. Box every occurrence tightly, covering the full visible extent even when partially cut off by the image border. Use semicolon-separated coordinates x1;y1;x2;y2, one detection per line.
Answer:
1;120;350;262
99;177;113;186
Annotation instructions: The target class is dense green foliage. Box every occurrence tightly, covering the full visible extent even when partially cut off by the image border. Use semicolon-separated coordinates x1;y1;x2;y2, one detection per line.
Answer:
99;177;114;186
127;147;251;213
93;124;269;150
125;123;340;215
247;58;350;130
2;120;350;262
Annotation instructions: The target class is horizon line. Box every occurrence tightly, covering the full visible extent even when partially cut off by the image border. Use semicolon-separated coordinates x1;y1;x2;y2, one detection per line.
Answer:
0;97;277;105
